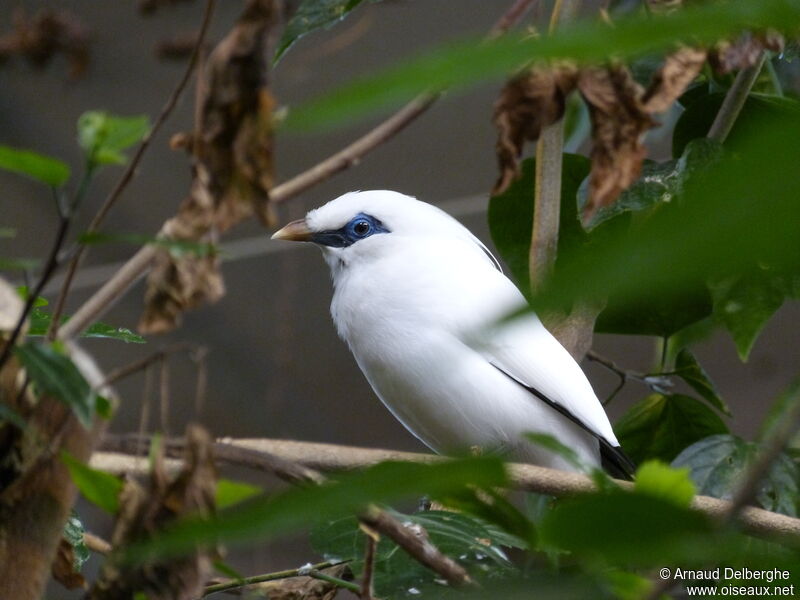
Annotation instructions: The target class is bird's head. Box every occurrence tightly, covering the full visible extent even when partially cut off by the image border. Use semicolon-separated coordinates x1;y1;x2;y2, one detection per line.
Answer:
271;190;483;271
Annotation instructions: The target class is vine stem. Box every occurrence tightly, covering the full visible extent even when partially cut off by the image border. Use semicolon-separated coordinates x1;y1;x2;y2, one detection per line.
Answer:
201;560;345;597
529;0;580;291
707;52;766;143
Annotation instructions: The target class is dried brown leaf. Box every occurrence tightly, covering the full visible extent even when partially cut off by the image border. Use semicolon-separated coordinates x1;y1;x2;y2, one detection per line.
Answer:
578;65;654;222
0;8;90;79
642;46;707;113
710;31;784;74
492;64;578;194
140;0;278;334
51;536;87;590
88;425;217;600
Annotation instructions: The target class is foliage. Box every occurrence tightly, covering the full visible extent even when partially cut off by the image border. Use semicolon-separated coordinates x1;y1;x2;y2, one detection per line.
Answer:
275;0;382;62
0;144;70;187
77;111;150;167
14;341;105;428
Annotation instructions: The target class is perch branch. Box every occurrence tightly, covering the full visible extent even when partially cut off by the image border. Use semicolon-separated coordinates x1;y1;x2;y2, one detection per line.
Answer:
55;0;536;342
94;437;800;543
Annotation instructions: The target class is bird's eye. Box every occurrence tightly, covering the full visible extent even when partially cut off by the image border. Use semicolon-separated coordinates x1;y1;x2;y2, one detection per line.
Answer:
352;219;371;236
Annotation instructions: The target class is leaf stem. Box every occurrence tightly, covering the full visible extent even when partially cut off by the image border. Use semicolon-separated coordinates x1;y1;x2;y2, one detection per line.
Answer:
305;569;361;593
202;560;344;597
707;52;766;143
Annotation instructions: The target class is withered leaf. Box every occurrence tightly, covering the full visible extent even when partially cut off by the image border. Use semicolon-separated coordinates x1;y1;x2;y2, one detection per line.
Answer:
51;536;87;590
642;47;708;114
492;64;578;195
88;425;217;600
0;8;90;79
710;31;784;74
140;0;278;334
578;65;654;223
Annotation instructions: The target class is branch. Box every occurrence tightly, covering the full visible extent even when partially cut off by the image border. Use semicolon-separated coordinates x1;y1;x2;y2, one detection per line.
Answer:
202;560;345;597
707;52;766;144
49;0;217;339
94;437;800;542
55;0;536;342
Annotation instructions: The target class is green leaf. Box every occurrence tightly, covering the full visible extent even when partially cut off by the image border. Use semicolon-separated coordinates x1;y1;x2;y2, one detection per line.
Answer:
672;434;799;517
64;511;90;572
0;144;70;187
14;342;99;428
673;349;730;415
758;378;800;448
62;452;123;514
488;153;590;297
313;509;519;597
527;110;800;339
525;432;586;472
26;308;145;344
216;479;263;509
126;456;507;561
0;227;15;238
708;269;787;361
539;491;714;565
673;92;800;158
287;0;800;130
15;286;48;307
275;0;377;62
79;231;217;258
77;111;150;166
0;258;40;272
615;393;728;464
634;460;696;507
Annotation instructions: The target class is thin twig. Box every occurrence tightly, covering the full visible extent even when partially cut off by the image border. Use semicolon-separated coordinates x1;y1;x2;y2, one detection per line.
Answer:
585;350;672;405
98;342;196;389
707;52;766;144
48;0;218;338
305;569;361;593
360;529;378;600
93;437;800;542
0;214;70;371
201;560;345;597
83;532;112;555
55;0;538;343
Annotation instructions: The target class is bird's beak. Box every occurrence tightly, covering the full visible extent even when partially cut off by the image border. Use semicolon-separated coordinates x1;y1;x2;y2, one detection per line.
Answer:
271;218;313;242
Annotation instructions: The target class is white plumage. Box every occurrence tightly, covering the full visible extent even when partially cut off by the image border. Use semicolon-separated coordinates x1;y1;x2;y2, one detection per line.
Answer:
273;190;632;476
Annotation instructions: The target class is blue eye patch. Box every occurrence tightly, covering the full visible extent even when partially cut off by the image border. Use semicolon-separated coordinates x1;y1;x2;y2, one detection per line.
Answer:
311;213;390;248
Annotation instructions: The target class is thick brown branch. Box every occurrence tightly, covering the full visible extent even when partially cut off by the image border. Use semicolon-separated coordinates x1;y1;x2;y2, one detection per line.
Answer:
94;437;800;543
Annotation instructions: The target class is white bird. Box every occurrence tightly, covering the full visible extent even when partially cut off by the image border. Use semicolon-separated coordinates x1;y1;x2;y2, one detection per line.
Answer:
272;190;634;478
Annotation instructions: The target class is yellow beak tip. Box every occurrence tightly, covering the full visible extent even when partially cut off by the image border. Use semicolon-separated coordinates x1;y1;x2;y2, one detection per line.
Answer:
271;218;312;242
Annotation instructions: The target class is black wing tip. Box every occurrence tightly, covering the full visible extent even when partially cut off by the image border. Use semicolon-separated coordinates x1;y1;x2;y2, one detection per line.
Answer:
600;440;637;481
